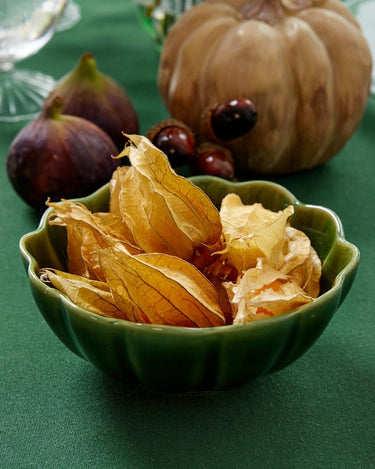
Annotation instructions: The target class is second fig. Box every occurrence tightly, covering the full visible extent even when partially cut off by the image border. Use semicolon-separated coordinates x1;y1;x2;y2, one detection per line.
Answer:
45;53;139;151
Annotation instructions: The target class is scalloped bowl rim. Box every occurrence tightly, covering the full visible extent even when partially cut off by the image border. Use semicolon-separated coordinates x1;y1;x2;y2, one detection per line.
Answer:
19;177;360;337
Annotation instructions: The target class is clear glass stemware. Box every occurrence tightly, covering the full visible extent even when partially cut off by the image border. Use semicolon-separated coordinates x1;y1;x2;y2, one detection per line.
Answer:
57;0;81;32
0;0;68;122
133;0;200;46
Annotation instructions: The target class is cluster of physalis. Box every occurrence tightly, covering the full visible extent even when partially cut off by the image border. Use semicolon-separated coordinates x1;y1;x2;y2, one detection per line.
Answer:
40;135;321;328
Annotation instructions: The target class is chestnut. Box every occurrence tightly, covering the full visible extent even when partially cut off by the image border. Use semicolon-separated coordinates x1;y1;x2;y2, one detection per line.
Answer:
189;142;235;180
147;119;195;167
201;98;257;142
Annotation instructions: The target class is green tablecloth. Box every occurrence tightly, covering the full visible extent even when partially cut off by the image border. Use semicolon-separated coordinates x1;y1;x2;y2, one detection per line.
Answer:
1;1;374;467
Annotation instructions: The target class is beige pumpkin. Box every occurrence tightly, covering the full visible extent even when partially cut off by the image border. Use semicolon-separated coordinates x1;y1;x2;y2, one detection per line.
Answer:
158;0;372;174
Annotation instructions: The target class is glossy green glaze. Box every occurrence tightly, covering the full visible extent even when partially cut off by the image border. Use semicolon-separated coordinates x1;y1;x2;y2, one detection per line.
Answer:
19;177;359;392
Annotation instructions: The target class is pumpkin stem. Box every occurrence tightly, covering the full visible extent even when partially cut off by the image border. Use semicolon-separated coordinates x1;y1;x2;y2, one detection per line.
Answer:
241;0;285;24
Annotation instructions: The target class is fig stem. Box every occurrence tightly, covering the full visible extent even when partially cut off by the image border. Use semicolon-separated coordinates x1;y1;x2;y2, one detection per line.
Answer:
44;97;64;120
75;52;99;82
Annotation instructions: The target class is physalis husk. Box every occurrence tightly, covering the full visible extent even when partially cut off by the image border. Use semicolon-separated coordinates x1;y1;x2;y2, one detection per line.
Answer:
111;134;223;260
42;135;321;327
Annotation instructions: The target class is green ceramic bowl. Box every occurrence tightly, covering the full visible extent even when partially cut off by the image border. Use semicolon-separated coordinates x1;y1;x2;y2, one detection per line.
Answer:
19;177;359;392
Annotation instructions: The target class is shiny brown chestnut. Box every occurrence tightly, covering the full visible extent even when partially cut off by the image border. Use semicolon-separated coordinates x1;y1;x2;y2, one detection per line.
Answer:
201;98;257;142
189;142;235;180
147;119;195;167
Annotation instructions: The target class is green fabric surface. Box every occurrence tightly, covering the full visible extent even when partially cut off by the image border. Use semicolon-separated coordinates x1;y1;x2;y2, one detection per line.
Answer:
1;1;374;467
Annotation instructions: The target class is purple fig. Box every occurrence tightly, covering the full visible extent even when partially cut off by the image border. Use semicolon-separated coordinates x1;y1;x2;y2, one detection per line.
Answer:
6;97;120;211
45;53;139;151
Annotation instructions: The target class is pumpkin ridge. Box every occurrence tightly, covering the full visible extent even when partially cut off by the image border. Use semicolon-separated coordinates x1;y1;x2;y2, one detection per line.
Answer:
171;16;240;130
276;15;335;170
297;8;372;160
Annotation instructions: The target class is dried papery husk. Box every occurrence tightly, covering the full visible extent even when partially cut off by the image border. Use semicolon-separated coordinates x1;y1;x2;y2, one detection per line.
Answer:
109;165;131;217
224;258;314;323
113;135;223;259
111;166;198;258
98;246;225;327
207;275;234;325
40;269;126;319
218;193;294;272
283;229;322;297
43;133;323;327
47;200;142;281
